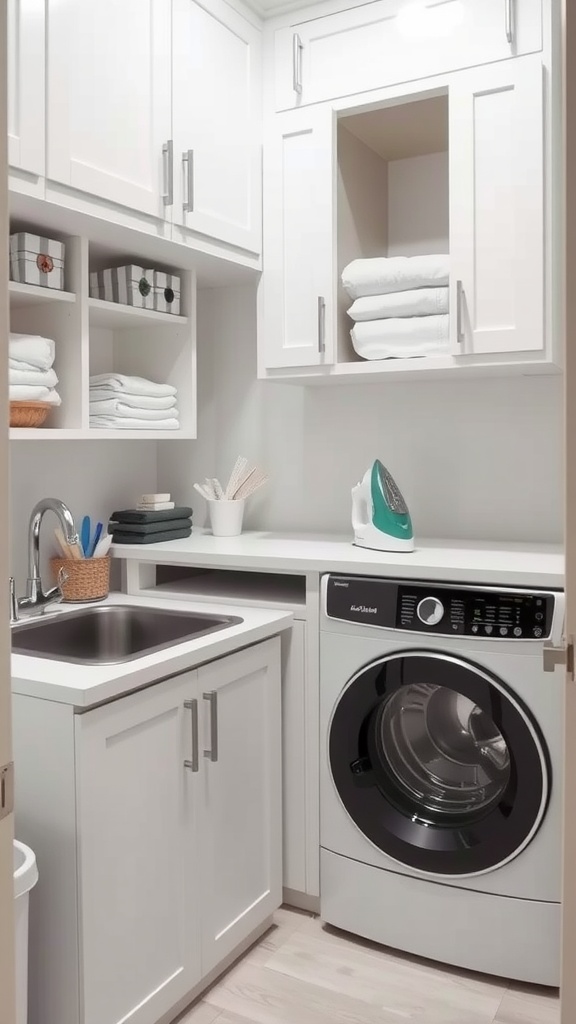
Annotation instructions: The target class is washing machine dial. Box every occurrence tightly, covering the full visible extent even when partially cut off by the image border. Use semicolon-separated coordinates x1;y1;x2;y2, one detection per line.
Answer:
416;596;444;627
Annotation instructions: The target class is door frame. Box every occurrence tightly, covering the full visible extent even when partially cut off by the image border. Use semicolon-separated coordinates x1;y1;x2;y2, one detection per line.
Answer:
0;0;16;1019
561;0;576;1017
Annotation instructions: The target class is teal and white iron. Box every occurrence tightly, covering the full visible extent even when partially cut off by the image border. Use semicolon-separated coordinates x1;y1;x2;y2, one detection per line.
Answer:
351;459;414;552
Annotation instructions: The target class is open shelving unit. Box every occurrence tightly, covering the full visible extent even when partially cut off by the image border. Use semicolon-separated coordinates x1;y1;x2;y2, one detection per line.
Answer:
9;227;197;440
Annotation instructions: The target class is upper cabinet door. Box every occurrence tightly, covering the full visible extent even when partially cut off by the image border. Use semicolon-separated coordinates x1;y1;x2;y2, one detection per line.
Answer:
198;639;282;975
449;55;543;356
172;0;262;253
261;107;335;369
46;0;172;218
274;0;542;112
75;673;201;1024
8;0;45;176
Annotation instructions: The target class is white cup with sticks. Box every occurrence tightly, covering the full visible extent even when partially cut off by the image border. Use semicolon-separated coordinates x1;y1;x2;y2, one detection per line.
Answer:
193;457;268;537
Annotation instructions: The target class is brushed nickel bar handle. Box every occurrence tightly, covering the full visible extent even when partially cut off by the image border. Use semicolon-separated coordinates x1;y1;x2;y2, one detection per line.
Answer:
183;699;199;772
292;33;303;94
203;691;218;762
162;139;174;207
456;279;465;347
505;0;514;45
317;295;326;354
182;149;194;213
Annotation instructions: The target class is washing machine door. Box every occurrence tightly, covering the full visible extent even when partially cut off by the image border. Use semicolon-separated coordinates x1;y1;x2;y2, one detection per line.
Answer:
328;651;550;876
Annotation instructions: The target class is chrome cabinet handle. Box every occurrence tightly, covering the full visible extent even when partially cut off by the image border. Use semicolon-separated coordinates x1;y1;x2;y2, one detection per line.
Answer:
203;691;218;762
317;296;326;354
505;0;514;44
162;139;174;207
182;149;194;213
456;280;465;347
292;33;303;95
183;699;199;772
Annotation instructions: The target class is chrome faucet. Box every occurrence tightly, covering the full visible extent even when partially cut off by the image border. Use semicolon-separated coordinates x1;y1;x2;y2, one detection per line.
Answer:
11;498;79;621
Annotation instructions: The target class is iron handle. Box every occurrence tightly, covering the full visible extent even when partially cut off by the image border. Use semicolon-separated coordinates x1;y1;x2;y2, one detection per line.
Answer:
292;33;303;94
162;139;174;207
203;691;218;762
184;699;199;771
182;149;194;213
505;0;514;44
456;280;465;347
317;296;326;354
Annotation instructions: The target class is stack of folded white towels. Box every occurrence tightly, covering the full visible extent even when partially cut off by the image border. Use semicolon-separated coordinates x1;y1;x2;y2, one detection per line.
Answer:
9;332;61;405
341;254;450;360
89;374;179;429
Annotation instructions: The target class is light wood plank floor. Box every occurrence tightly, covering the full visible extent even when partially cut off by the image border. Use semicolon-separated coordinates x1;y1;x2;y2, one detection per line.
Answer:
176;908;560;1024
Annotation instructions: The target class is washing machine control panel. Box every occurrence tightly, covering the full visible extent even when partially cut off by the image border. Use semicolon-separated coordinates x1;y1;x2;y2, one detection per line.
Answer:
325;576;556;639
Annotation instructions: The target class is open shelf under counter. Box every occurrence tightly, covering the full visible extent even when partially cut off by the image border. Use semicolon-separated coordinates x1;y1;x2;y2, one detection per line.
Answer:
88;297;189;330
9;281;76;307
140;569;307;616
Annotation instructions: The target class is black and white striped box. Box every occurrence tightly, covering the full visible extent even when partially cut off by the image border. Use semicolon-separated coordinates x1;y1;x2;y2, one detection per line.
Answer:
154;272;181;315
10;233;65;290
89;266;154;308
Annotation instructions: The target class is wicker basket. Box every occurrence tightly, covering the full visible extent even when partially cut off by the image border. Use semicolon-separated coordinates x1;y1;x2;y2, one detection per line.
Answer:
50;556;111;603
10;401;53;428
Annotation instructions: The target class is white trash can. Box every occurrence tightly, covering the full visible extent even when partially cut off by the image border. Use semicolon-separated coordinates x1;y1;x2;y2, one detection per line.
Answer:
13;841;38;1024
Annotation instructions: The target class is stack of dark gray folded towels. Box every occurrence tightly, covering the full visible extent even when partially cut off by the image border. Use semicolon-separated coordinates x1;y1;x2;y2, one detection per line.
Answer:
109;506;193;544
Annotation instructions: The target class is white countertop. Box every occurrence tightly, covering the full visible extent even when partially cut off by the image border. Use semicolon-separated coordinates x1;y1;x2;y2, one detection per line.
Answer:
11;592;293;708
112;530;565;589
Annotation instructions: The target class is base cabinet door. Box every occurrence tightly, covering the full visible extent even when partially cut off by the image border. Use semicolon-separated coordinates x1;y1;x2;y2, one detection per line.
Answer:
46;0;172;218
199;639;283;974
449;54;544;356
75;672;201;1024
8;0;45;177
281;621;307;894
261;107;335;370
172;0;262;253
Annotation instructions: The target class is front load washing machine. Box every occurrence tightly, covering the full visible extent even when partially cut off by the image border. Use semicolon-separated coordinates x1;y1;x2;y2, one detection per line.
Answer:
320;573;565;985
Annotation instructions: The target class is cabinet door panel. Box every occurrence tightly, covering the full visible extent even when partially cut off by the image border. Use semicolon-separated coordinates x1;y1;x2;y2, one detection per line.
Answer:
75;674;200;1024
450;55;543;355
262;108;335;369
46;0;171;218
199;639;282;973
172;0;261;252
8;0;44;176
275;0;542;112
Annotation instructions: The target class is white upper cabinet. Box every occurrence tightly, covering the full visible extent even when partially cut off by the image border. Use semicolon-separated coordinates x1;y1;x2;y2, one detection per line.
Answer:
261;106;335;369
274;0;543;112
198;640;282;973
75;672;201;1024
172;0;262;252
449;56;543;356
46;0;172;219
8;0;45;177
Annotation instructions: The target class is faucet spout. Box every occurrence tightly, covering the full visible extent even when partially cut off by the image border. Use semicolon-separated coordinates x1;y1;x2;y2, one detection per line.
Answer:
17;498;78;615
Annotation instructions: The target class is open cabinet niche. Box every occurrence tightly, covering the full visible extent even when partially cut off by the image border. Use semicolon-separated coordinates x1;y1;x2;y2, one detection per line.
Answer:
336;94;449;365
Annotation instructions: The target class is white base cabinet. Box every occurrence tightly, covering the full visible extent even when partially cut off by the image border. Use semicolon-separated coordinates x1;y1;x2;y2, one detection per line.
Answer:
12;638;282;1024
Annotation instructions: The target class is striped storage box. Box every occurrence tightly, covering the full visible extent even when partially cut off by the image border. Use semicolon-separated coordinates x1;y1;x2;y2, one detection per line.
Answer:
89;266;154;308
154;272;181;315
10;233;65;290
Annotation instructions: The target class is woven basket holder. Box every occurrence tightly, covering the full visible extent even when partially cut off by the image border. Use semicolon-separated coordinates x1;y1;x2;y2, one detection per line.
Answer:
50;556;111;603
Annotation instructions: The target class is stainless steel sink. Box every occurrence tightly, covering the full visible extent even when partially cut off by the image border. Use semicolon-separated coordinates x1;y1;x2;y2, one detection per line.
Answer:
11;604;244;665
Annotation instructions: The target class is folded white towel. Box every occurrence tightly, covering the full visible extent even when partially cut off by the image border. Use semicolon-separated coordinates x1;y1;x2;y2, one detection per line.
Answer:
89;416;180;430
89;374;177;398
87;389;177;411
9;385;61;404
9;367;58;387
9;333;55;371
351;315;450;360
89;399;179;420
342;255;449;299
347;287;449;322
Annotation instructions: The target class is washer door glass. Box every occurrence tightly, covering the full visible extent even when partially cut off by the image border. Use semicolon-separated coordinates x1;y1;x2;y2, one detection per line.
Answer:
329;653;549;876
